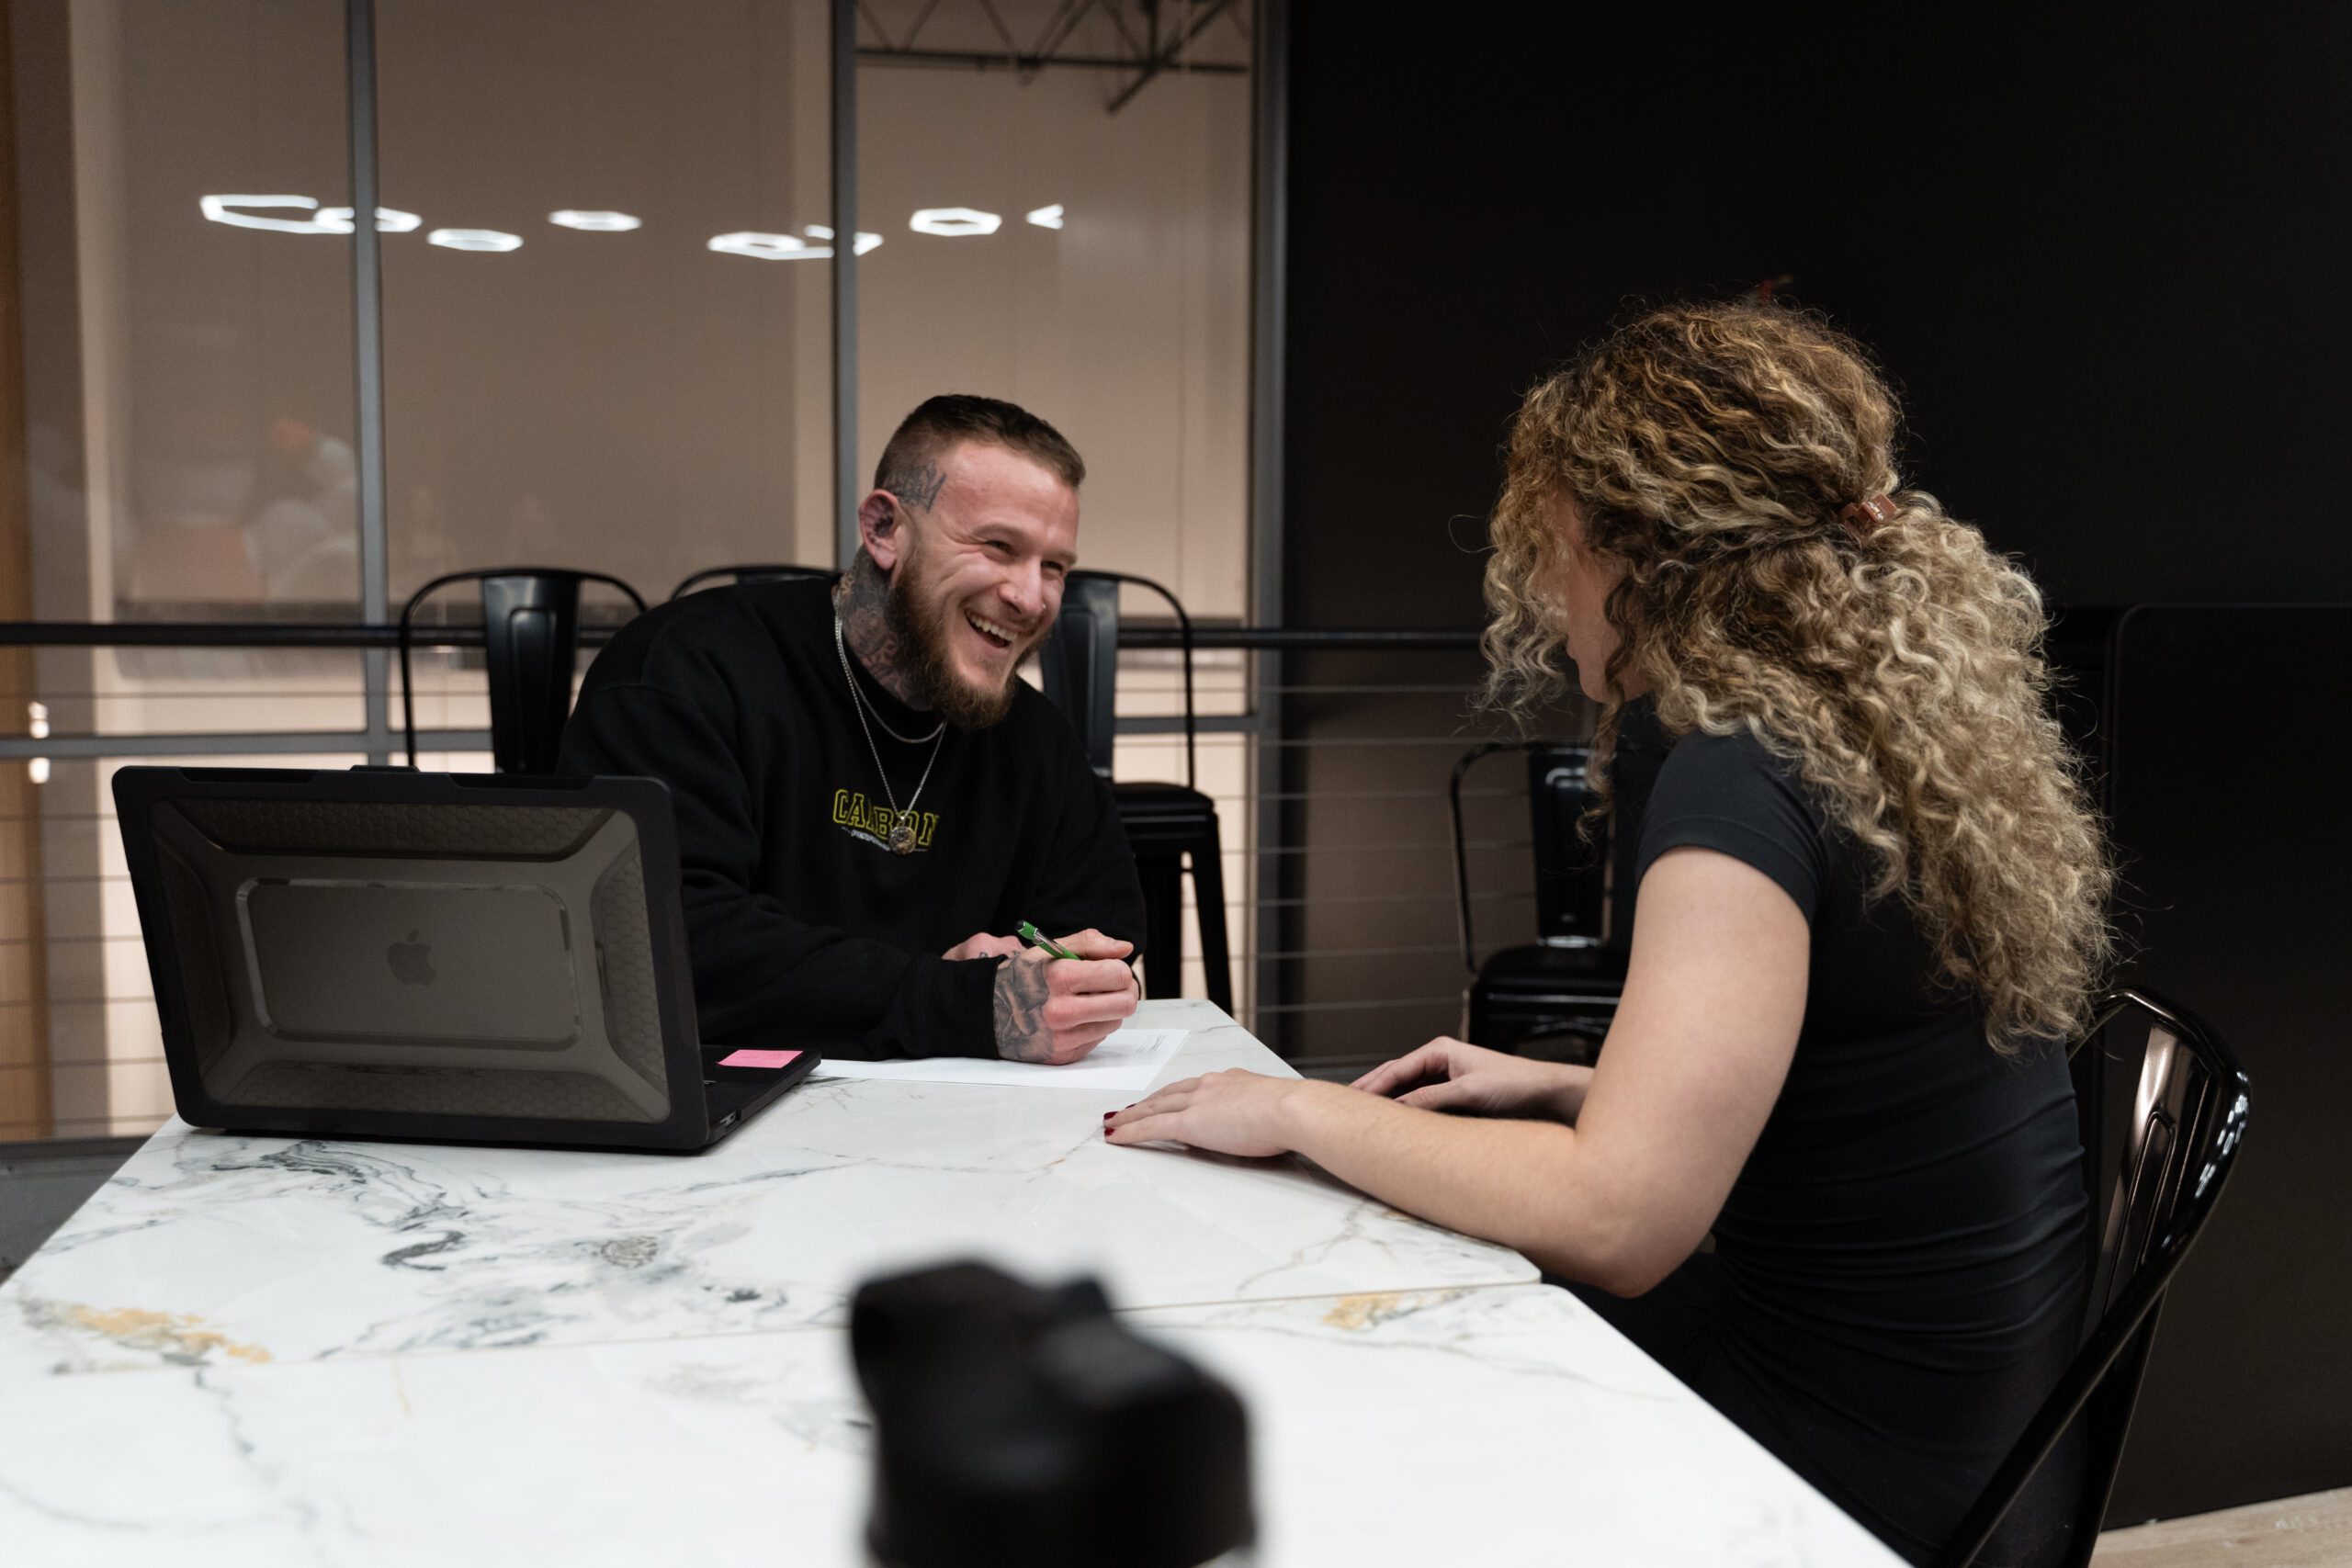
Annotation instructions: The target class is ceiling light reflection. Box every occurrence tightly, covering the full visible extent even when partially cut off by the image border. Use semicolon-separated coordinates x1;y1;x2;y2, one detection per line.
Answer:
202;196;424;234
428;228;523;253
910;207;1001;237
805;225;884;254
320;206;423;232
550;210;641;231
709;231;831;260
1025;204;1065;230
199;195;343;233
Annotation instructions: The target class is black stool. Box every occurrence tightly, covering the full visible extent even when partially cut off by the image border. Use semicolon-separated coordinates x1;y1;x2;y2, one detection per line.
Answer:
1450;741;1625;1059
1039;572;1232;1011
399;568;648;773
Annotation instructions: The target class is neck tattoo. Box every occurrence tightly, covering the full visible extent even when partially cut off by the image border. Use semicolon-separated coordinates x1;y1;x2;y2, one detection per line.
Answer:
835;607;944;854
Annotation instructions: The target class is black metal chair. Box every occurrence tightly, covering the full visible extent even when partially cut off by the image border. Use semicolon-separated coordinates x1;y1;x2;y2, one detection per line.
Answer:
398;568;648;773
1038;570;1231;1011
1449;741;1627;1059
1935;989;2251;1568
1450;705;1672;1058
668;563;836;600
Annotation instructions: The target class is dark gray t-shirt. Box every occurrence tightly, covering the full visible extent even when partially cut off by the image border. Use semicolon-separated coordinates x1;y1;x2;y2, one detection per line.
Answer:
1591;709;2087;1565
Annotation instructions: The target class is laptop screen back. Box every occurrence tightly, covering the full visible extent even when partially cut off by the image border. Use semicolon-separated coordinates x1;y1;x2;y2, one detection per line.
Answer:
244;882;579;1046
143;793;674;1125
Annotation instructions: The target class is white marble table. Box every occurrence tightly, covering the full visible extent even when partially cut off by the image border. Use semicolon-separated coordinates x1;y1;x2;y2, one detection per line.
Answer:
0;999;1902;1566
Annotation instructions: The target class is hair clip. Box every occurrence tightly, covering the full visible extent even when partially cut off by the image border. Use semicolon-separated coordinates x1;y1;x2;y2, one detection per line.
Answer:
1838;494;1898;538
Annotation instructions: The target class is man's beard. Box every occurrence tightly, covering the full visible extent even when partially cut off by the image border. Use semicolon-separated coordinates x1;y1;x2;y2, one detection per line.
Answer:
884;557;1030;730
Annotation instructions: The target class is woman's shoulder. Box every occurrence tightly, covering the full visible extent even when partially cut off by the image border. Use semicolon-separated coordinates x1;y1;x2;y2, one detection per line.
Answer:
1653;722;1816;816
1636;718;1831;919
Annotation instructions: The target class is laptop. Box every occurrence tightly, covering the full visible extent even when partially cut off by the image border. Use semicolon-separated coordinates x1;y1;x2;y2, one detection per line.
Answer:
112;766;817;1151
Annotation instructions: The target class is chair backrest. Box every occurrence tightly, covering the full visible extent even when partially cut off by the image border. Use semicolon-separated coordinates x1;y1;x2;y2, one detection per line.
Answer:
1525;746;1606;945
1036;570;1197;788
668;563;834;600
1450;740;1626;973
1934;989;2250;1568
1039;572;1120;779
398;568;648;773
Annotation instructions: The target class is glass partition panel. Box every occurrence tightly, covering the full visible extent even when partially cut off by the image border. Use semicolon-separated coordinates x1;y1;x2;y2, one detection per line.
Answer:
376;0;836;605
3;753;369;1143
854;2;1252;621
14;0;360;626
857;2;1257;1013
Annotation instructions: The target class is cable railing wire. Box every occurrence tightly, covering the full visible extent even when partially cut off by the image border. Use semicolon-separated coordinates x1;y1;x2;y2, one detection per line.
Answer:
1;617;1570;1127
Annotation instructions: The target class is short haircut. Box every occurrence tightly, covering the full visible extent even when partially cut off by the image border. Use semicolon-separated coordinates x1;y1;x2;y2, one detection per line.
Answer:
873;394;1086;509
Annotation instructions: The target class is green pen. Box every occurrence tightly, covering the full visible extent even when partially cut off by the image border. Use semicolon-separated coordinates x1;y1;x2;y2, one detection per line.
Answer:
1015;920;1077;960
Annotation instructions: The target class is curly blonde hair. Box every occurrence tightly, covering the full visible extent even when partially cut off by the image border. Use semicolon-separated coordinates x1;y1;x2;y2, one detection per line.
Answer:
1483;299;2111;1049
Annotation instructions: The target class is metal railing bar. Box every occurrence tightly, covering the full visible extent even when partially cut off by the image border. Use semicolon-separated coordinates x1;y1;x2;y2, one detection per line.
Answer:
1206;944;1464;961
1112;714;1256;738
3;886;1536;906
0;787;1533;817
1248;839;1532;856
0;621;1484;653
0;729;491;761
1247;997;1458;1015
1251;891;1532;908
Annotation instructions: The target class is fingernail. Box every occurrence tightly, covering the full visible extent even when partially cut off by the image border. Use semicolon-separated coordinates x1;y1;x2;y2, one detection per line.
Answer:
1102;1111;1114;1121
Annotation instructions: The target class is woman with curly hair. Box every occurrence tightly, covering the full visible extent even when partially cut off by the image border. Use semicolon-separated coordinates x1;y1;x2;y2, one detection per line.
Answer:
1106;300;2113;1565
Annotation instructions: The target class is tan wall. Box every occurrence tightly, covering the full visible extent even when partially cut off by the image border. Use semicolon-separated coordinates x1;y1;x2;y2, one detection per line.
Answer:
857;64;1251;620
0;0;52;1140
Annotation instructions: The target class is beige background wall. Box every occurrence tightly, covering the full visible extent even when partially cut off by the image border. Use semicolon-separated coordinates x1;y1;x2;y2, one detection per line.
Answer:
10;3;1258;1131
857;64;1250;620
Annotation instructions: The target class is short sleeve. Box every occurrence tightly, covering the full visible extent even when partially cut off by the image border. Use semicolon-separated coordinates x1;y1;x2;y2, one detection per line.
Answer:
1633;728;1830;923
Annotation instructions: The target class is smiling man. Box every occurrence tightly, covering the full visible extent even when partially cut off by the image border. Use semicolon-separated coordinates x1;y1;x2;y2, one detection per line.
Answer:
560;396;1145;1063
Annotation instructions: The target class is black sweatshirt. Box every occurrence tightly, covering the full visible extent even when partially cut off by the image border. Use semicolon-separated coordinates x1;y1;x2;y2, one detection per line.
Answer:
559;578;1146;1059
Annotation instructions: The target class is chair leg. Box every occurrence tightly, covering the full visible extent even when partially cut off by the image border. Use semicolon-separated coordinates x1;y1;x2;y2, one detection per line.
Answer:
1136;851;1184;1002
1187;830;1233;1013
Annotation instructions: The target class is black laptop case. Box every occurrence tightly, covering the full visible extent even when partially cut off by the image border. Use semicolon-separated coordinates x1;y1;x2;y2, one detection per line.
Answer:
114;767;812;1150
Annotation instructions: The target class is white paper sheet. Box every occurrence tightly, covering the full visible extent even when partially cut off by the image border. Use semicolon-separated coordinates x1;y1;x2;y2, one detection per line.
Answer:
808;1027;1189;1092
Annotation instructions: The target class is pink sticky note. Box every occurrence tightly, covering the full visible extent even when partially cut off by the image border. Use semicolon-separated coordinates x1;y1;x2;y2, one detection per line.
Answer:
718;1048;803;1069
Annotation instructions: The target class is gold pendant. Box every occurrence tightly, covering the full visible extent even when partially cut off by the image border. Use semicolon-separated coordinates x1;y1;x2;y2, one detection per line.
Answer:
888;818;917;854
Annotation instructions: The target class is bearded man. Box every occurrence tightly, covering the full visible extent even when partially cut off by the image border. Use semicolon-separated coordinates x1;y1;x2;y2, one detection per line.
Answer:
560;396;1145;1063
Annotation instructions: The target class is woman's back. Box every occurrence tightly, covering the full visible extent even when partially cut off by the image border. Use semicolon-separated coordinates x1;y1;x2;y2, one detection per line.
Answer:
1587;711;2088;1564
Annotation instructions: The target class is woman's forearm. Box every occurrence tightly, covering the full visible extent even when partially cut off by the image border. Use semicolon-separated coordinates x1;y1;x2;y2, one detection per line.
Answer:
1544;1064;1595;1122
1275;1080;1635;1290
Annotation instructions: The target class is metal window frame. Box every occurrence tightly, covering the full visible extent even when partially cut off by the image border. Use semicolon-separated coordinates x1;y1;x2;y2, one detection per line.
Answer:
9;1;1292;1036
345;0;861;739
6;0;1284;760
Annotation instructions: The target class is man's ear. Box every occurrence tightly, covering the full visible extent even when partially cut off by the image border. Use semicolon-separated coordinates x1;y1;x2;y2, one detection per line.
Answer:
857;490;904;573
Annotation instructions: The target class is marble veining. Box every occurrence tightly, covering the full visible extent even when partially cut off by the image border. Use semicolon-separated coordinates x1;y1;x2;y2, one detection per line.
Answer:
0;1002;1901;1563
0;1287;1901;1567
0;1002;1532;1374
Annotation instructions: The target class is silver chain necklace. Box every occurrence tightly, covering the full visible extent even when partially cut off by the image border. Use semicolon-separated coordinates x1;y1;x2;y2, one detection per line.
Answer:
834;608;944;854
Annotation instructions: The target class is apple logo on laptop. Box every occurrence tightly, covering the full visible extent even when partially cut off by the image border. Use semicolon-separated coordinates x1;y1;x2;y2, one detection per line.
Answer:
388;930;435;986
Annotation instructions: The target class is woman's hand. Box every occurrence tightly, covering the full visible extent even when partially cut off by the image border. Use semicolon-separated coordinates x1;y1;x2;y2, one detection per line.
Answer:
1103;1070;1318;1158
1350;1036;1591;1122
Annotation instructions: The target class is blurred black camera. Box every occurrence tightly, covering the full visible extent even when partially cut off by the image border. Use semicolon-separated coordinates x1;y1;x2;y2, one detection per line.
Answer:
851;1259;1256;1568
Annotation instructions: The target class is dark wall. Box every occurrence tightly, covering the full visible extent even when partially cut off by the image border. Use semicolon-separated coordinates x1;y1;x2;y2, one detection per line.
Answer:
1279;0;2352;1528
1283;2;2352;626
2102;606;2352;1524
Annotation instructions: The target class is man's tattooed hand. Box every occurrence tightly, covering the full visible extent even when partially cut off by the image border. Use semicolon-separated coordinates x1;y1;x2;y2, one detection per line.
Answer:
992;948;1138;1066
